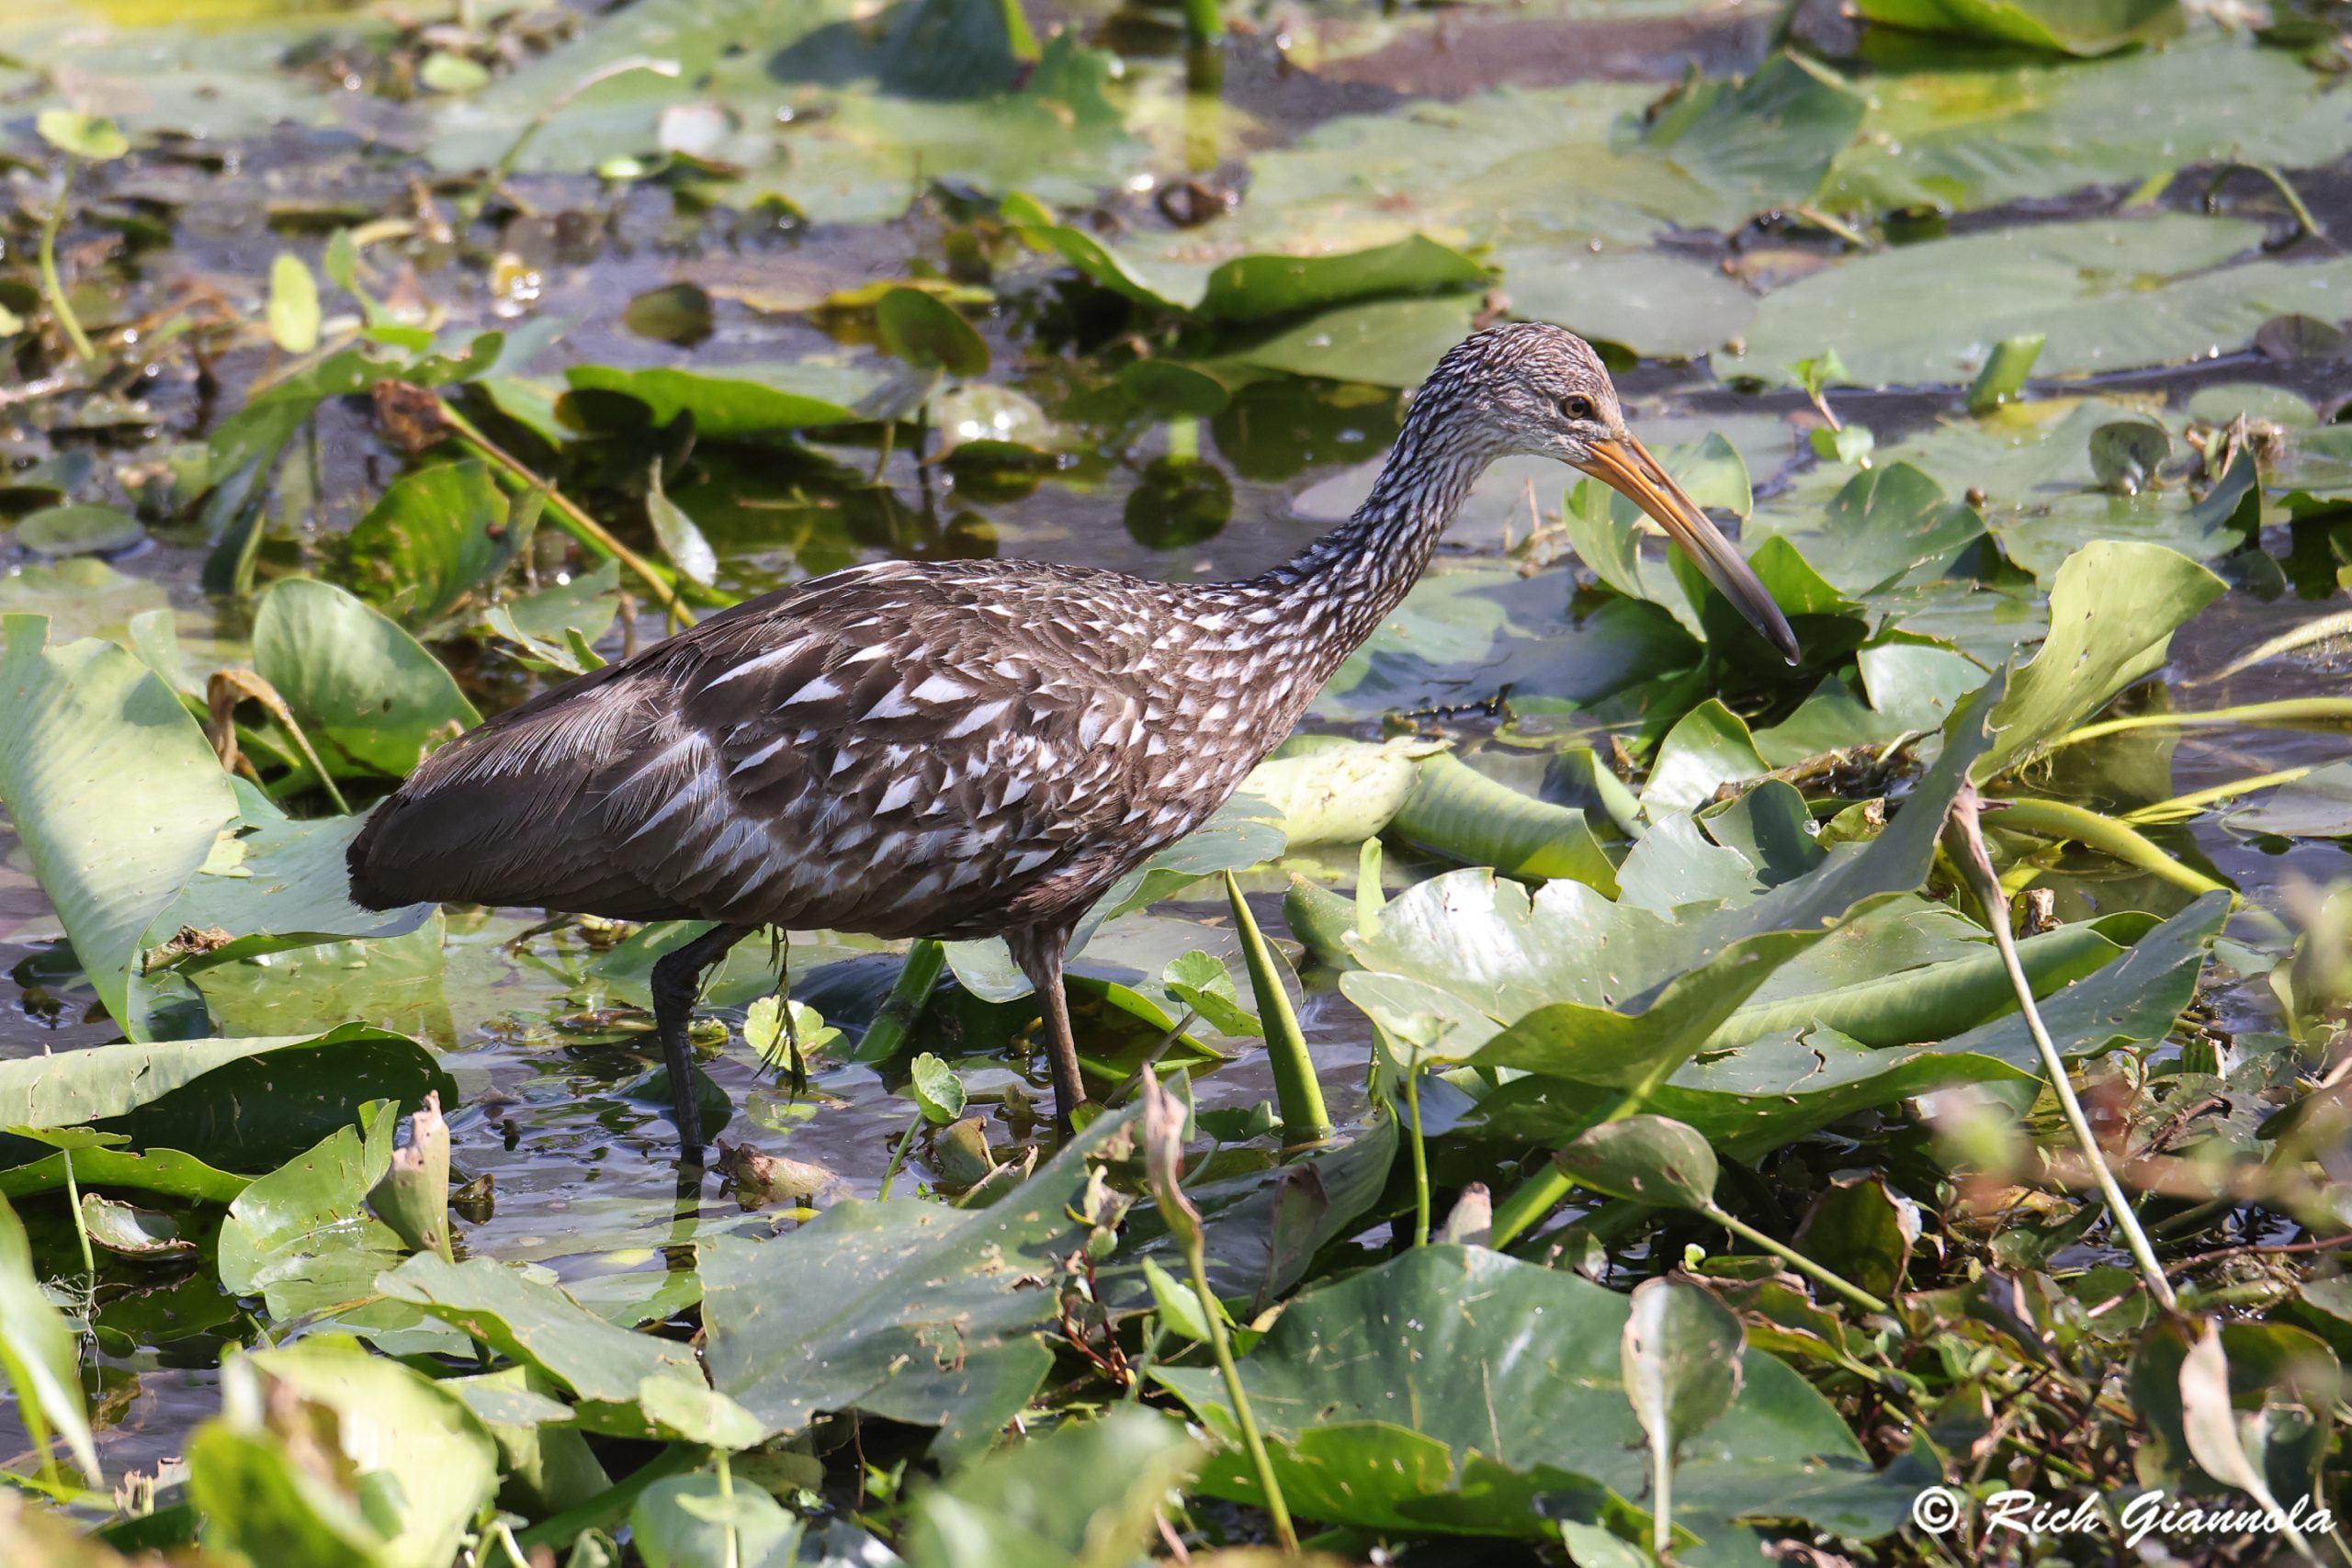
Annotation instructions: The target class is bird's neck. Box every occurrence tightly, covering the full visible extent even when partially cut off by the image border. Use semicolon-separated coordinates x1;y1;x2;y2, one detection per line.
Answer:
1248;411;1494;659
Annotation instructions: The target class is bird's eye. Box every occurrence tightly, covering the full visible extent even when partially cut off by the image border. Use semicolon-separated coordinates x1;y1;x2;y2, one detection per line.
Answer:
1562;395;1596;422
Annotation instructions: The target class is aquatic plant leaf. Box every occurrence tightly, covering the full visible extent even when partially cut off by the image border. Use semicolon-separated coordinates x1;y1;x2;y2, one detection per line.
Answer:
876;288;989;378
899;1409;1201;1568
0;1193;101;1480
379;1255;710;1433
631;1472;802;1568
15;503;144;558
1826;40;2349;215
1623;1277;1746;1551
1852;0;2177;53
0;559;167;642
2227;761;2352;839
1555;1116;1719;1210
1390;753;1620;896
0;1145;248;1204
1972;540;2225;778
1724;215;2352;389
0;616;237;1034
79;1192;195;1260
700;1107;1135;1460
1006;206;1486;323
1643;701;1767;817
253;579;481;780
1230;296;1485;389
562;364;872;436
339;461;523;628
245;1339;502;1568
1500;248;1758;360
1154;1246;1916;1543
1792;1178;1919;1300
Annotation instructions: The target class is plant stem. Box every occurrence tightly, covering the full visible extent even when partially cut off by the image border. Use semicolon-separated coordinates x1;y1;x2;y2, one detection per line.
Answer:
1989;796;2232;898
1946;786;2178;1310
58;1151;94;1280
40;158;96;363
1488;1089;1645;1250
856;940;945;1064
2123;767;2312;826
1224;871;1329;1142
876;1114;922;1199
435;398;695;625
2041;698;2352;753
1403;1058;1430;1247
716;1448;741;1568
1705;1208;1888;1315
1182;0;1224;41
1184;1225;1293;1551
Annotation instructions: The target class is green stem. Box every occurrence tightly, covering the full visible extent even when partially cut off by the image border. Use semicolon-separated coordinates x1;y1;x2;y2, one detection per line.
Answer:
59;1151;94;1280
2122;767;2312;826
1403;1060;1430;1248
2041;698;2352;754
39;158;96;363
876;1114;922;1199
717;1448;740;1568
1186;1228;1293;1551
1648;1421;1675;1558
1948;788;2178;1310
1224;872;1329;1142
436;399;694;625
514;1444;697;1553
1990;797;2232;898
1706;1208;1888;1315
856;941;945;1064
1182;0;1223;42
1487;1089;1640;1250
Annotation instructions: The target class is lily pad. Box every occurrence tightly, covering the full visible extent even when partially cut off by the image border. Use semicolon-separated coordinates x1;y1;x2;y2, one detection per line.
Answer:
338;461;526;628
78;1193;197;1261
1852;0;2178;54
15;504;145;558
253;579;481;780
1723;215;2352;389
562;363;873;437
1155;1246;1917;1547
700;1106;1134;1461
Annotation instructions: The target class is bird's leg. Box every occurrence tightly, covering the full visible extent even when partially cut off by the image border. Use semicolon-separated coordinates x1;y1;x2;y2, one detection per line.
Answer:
650;921;753;1162
1009;922;1088;1135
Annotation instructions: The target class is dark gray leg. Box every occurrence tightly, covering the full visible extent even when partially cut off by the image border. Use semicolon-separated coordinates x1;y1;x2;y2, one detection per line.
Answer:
650;922;752;1161
1007;923;1087;1134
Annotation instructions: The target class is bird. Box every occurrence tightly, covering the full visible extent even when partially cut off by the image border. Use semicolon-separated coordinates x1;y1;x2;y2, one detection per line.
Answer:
347;322;1799;1162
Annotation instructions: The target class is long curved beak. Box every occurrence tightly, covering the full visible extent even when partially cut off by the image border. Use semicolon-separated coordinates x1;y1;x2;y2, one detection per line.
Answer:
1576;434;1801;665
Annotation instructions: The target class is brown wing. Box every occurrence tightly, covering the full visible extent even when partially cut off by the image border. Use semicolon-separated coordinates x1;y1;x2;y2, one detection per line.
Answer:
348;559;1173;938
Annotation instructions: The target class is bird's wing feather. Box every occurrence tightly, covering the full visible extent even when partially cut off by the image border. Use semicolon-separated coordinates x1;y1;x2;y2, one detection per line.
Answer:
351;560;1174;935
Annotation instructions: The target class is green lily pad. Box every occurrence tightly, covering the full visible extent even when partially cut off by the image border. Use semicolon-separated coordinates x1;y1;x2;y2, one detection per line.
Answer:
79;1193;197;1261
900;1409;1200;1568
562;363;873;436
1971;539;2225;778
700;1106;1134;1461
1826;40;2351;216
1723;215;2352;389
253;578;481;780
1155;1246;1917;1546
15;504;145;558
338;461;526;629
379;1254;711;1435
1852;0;2178;54
243;1338;502;1568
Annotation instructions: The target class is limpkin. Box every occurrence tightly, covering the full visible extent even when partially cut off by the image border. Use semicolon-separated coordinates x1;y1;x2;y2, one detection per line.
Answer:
348;323;1799;1159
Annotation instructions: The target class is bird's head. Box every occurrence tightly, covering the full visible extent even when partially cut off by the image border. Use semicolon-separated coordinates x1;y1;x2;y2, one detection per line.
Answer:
1428;321;1799;664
